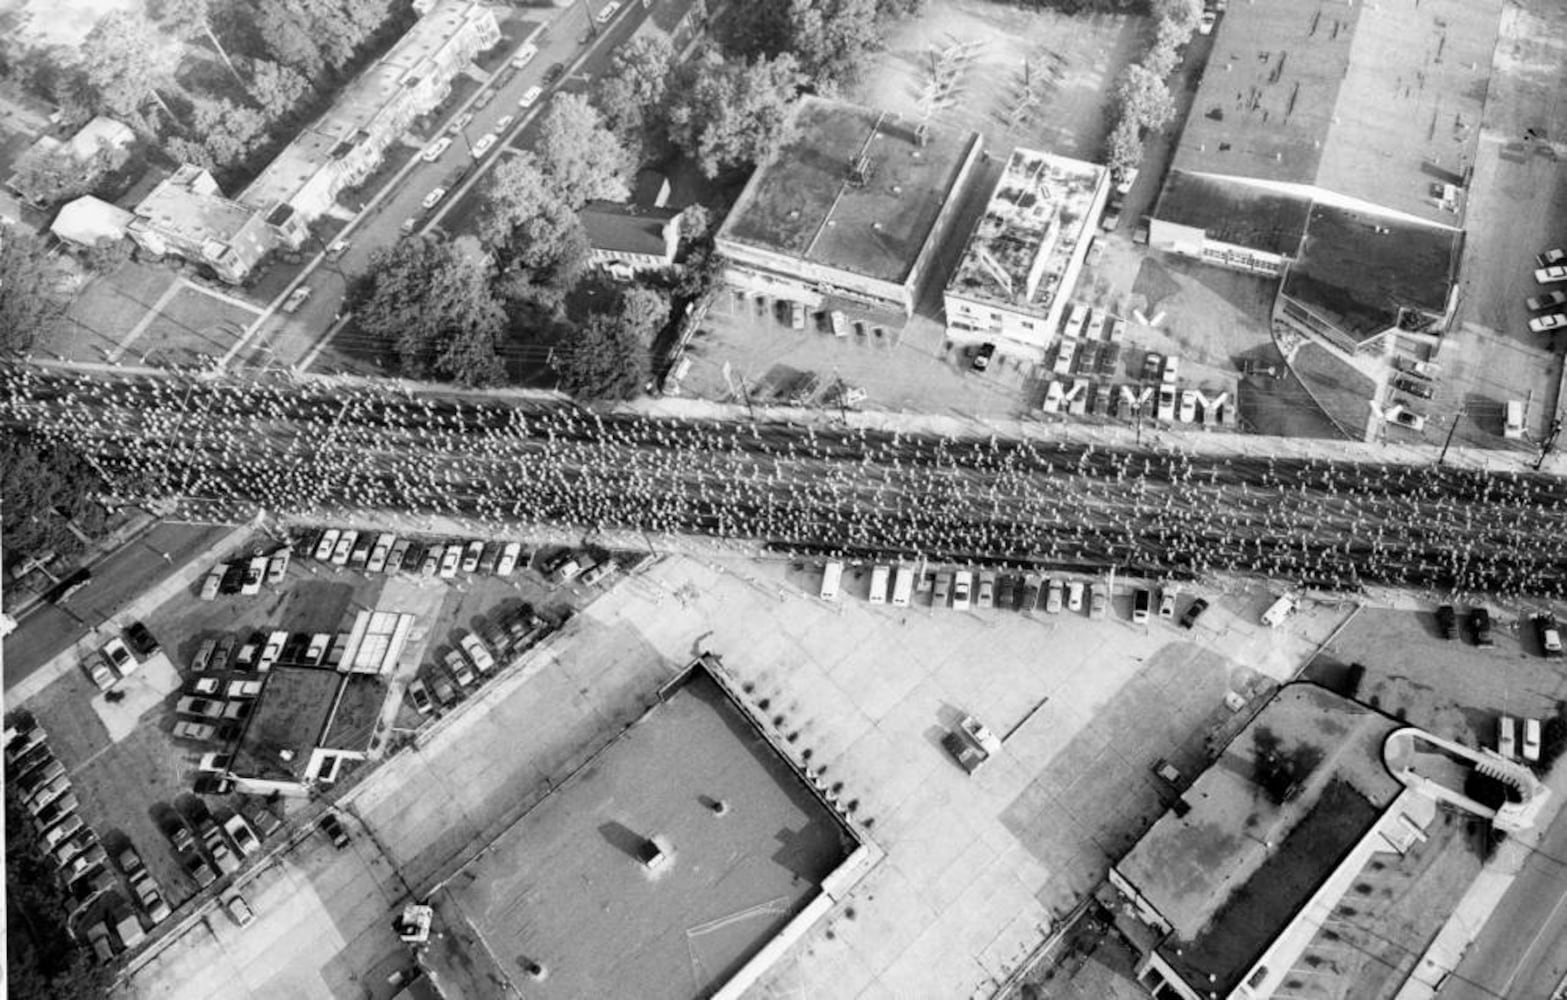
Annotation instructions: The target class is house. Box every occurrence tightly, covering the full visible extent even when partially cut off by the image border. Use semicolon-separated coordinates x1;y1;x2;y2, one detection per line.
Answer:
126;165;273;284
580;202;682;278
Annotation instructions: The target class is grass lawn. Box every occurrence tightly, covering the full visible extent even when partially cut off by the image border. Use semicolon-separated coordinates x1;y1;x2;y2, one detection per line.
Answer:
1290;341;1378;440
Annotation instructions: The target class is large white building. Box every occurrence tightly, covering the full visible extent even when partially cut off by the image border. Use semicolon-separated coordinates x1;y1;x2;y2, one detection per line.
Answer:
715;97;982;322
943;148;1109;351
1147;0;1497;354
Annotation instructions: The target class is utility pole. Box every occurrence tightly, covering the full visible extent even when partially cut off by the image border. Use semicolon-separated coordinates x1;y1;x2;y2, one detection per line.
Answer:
579;0;600;38
1534;417;1562;471
1437;407;1464;466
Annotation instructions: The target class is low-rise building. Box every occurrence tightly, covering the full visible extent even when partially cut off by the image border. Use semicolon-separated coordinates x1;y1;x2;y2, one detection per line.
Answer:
50;195;134;248
943;148;1109;351
125;165;273;284
580;202;682;279
715;97;982;320
227;666;386;796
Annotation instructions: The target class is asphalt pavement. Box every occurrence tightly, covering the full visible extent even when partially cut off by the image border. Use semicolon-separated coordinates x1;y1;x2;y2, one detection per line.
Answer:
3;522;237;692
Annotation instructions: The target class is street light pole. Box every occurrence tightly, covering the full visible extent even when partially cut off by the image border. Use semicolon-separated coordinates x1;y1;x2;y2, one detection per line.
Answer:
1437;407;1464;466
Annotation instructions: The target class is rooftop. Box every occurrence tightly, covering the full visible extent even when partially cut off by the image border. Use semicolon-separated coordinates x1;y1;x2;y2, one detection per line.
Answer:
427;660;853;1000
946;148;1106;313
1117;685;1402;992
133;165;259;243
320;675;386;751
1155;172;1312;257
1283;204;1463;338
580;201;680;257
51;195;133;246
230;667;344;782
1176;0;1499;225
718;97;980;285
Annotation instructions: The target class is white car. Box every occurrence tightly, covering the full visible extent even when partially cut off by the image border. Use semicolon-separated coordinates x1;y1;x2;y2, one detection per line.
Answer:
281;286;312;313
200;565;224;601
1178;389;1198;423
496;541;522;576
439;543;463;579
1529;311;1567;334
518;86;542;108
421;136;453;162
331;530;356;566
471;133;497;158
595;0;621;23
366;533;395;573
386;537;412;572
313;528;340;561
1157;384;1177;421
84;655;117;691
1043;380;1065;413
241;555;267;596
1536;265;1567;285
421;187;448;211
511;43;537;69
265;549;289;586
460;634;495;674
1067;581;1085;613
461;539;483;573
951;571;973;611
496;114;516;131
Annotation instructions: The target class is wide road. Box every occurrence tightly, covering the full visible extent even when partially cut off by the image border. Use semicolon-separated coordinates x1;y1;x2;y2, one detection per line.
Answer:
4;521;235;690
235;0;698;373
1439;810;1567;1000
8;368;1567;598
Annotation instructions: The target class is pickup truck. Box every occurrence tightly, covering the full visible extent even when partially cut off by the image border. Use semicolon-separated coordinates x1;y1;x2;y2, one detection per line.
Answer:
941;715;1003;774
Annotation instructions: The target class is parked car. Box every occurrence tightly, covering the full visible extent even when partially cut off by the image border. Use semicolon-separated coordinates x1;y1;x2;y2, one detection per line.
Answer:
1471;607;1495;647
1536;613;1563;658
407;678;434;715
971;342;996;371
200;565;224;601
595;0;621;23
1179;597;1209;629
543;62;565;84
580;557;617;587
241;555;267;595
102;637;135;677
1529;311;1567;334
1386;404;1426;431
1067;580;1085;613
459;633;495;674
84;655;117;691
183;852;216;888
1436;604;1458;640
444;649;477;688
496;541;522;576
223;813;261;857
518;84;543;108
1526;289;1567;312
1391;375;1435;399
421;136;453;162
319;812;350;849
129;871;171;923
313;528;340;561
1534;265;1567;284
1539;248;1567;268
281;286;312;313
224;892;254;927
471;133;498;158
421;187;448;211
265;548;290;586
461;539;484;573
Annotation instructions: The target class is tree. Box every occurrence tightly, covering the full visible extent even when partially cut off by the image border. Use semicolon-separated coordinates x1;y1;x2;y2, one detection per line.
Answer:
247;59;314;115
150;0;245;86
191;98;268;169
538;94;631;208
667;51;802;178
595;34;677;153
80;11;178;122
8;144;112;206
164;136;217;172
1151;0;1202;35
1;437;109;564
480;153;591;292
618;286;671;344
251;4;325;79
83;237;134;276
787;0;880;92
679;203;712;247
0;231;72;354
352;236;507;386
555;312;650;401
1105;116;1143;177
1116;64;1177;132
1144;38;1180;81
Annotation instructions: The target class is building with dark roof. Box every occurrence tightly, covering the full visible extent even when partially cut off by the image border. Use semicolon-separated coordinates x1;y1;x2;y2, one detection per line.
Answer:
715;97;982;319
944;147;1109;350
228;666;386;796
1109;684;1545;1000
419;655;877;1000
580;201;682;278
1148;0;1499;354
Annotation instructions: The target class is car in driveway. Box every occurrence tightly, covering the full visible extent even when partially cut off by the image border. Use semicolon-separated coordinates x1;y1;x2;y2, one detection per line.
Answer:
471;133;497;157
1132;588;1151;623
1177;389;1198;422
1529;311;1567;334
84;654;117;690
102;637;135;677
1044;578;1063;613
1527;289;1567;312
976;572;995;609
421;187;448;211
1158;588;1176;619
971;342;996;371
1391;375;1435;399
932;571;952;608
422;136;453;161
444;649;476;687
545;551;581;583
331;530;357;566
1536;613;1563;658
1019;574;1040;611
420;545;442;577
386;537;412;572
1157;384;1177;421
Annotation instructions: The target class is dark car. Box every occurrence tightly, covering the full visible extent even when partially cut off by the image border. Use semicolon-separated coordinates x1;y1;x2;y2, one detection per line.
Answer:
402;541;427;573
1179;597;1210;629
971;342;996;372
543;62;565;84
218;562;246;595
293;528;323;559
1019;575;1041;611
995;574;1015;611
1471;607;1495;648
1435;604;1458;640
319;812;350;849
1391;375;1435;399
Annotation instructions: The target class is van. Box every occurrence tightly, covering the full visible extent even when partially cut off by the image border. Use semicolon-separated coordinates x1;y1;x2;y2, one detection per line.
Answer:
868;565;889;604
1499;716;1517;759
1504;400;1525;439
1524;718;1542;761
820;561;843;601
1261;594;1295;628
891;566;914;607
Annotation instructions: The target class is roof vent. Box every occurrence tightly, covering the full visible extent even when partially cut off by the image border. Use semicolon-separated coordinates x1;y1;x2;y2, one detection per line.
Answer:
872;222;882;231
892;185;903;195
279;748;296;762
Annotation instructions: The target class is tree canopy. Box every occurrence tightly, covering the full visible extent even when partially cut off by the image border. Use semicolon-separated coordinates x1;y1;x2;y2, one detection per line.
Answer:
0;231;72;354
786;0;881;93
667;50;803;178
538;94;632;208
2;436;109;567
81;11;175;120
481;152;591;296
353;236;506;386
555;312;651;401
8;144;114;207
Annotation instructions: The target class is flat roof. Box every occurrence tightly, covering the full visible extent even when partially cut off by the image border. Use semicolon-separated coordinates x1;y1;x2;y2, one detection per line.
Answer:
1155;172;1311;257
1117;685;1402;991
1175;0;1499;225
231;667;344;782
428;660;852;999
718;97;979;285
134;171;259;243
1284;205;1462;338
320;675;385;751
947;148;1105;313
